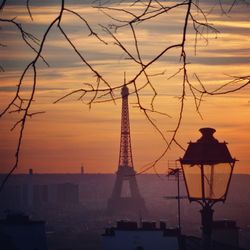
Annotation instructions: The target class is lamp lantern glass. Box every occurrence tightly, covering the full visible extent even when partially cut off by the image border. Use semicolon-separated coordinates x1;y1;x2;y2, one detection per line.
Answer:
180;128;236;205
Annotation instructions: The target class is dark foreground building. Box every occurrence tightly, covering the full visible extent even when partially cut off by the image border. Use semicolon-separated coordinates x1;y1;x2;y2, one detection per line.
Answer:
102;220;245;250
0;213;47;250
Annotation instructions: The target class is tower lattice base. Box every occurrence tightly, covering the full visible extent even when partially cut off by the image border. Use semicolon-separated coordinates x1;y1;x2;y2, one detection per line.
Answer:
107;166;146;215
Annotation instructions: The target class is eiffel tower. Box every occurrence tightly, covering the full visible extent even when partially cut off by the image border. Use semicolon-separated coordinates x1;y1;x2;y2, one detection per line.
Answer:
107;83;146;215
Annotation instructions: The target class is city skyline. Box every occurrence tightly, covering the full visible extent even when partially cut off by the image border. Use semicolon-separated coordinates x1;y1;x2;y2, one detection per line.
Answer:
0;0;249;174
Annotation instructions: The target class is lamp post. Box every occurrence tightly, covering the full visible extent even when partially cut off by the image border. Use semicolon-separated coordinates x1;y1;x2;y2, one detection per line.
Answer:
180;128;236;249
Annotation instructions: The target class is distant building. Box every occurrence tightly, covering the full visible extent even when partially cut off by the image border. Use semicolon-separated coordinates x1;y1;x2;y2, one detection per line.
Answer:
81;165;84;175
56;182;79;204
212;220;239;247
102;220;181;250
0;175;80;213
0;213;47;250
33;184;49;207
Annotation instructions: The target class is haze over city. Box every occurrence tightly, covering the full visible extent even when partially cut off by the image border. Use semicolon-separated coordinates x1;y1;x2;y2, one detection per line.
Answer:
0;0;249;175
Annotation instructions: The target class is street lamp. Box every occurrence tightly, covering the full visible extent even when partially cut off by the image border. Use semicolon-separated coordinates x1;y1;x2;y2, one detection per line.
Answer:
179;128;236;248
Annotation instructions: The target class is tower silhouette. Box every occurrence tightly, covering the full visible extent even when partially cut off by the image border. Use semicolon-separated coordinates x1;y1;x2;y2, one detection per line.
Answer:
107;84;146;215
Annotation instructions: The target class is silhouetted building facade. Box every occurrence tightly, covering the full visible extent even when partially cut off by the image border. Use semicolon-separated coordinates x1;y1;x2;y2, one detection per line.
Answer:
102;220;245;250
56;182;79;204
0;213;47;250
102;220;180;250
0;175;79;213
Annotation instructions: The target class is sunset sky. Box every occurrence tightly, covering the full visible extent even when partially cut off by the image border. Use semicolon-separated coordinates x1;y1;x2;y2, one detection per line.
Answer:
0;0;249;174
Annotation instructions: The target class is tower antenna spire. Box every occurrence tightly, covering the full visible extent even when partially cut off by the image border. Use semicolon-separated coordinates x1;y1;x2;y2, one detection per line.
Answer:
124;72;126;85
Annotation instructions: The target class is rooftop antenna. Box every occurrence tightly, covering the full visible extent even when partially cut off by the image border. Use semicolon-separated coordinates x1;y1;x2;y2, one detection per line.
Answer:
165;160;187;232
